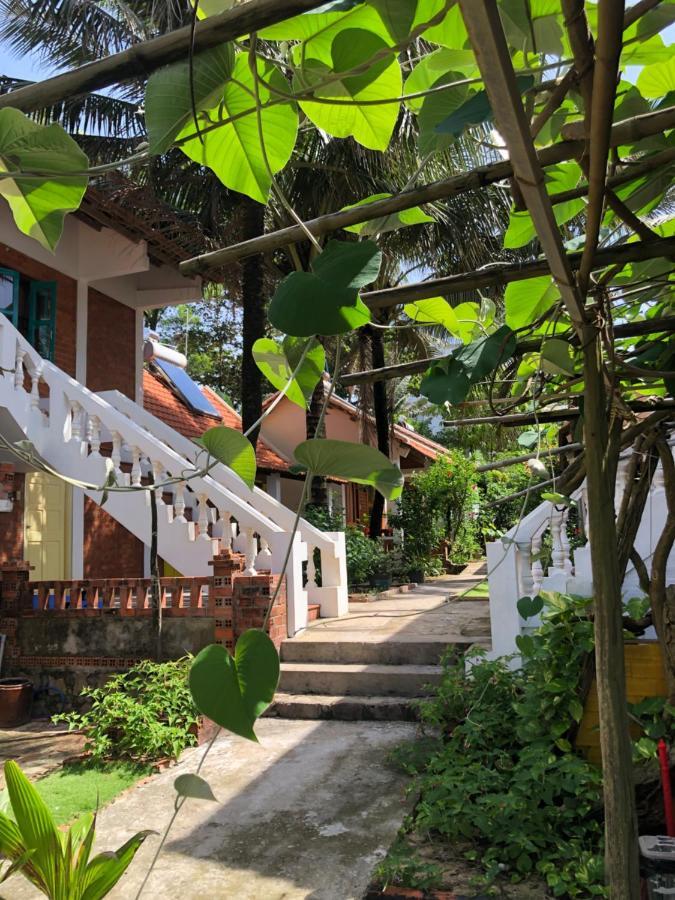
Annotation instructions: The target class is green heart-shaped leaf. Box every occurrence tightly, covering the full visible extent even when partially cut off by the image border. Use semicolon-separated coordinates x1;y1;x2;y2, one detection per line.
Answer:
294;438;403;499
252;337;325;408
420;358;471;405
197;426;256;488
189;632;280;743
517;595;544;620
312;238;382;290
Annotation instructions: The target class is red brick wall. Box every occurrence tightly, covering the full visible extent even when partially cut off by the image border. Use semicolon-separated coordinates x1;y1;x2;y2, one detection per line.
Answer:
83;500;144;578
0;473;25;566
86;288;136;398
0;243;77;375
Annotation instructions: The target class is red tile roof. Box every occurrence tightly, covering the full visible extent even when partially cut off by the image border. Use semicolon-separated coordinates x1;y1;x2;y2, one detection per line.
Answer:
142;368;289;472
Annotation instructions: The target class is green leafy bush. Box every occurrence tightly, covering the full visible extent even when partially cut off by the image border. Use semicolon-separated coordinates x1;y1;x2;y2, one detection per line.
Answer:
396;594;607;898
54;658;199;763
390;452;479;572
476;462;542;544
345;525;389;585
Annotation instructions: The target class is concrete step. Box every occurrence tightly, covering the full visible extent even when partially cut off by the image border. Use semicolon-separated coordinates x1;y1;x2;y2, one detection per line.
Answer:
280;638;466;666
266;692;421;722
278;662;443;697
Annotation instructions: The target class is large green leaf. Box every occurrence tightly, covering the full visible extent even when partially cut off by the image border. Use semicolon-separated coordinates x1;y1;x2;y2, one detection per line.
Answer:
80;830;153;900
420;357;471;405
541;338;575;376
505;276;560;330
404;296;460;336
189;633;280;742
268;239;380;336
145;44;234;154
637;57;675;98
198;426;257;488
423;4;469;48
178;55;297;203
0;109;88;252
295;28;402;151
261;3;388;51
341;193;434;234
3;760;60;897
252;337;325;408
403;48;478;111
294;438;404;499
435;75;534;139
417;77;473;154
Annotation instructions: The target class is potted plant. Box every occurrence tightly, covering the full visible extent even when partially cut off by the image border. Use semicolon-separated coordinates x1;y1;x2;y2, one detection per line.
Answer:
0;676;33;728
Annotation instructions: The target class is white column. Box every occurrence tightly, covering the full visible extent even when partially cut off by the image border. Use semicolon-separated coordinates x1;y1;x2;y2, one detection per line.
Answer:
135;308;144;404
71;487;84;579
266;472;282;501
75;280;88;384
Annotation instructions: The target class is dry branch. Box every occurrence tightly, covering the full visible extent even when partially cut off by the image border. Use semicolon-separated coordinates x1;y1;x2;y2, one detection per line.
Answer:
442;399;674;428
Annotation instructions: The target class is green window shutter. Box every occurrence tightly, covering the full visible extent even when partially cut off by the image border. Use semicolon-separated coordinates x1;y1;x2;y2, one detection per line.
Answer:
28;280;57;361
0;267;20;328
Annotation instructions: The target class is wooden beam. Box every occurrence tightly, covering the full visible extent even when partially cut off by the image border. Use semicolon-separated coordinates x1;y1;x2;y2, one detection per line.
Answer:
475;443;583;472
178;106;675;275
361;235;675;310
0;0;328;113
443;399;674;428
458;0;585;332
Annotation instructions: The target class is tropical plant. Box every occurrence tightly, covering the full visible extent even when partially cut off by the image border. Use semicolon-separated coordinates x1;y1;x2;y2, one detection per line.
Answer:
53;658;200;763
0;759;150;899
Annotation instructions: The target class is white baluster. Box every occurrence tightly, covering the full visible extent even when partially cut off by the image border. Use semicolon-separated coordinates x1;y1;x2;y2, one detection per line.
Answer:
516;540;534;598
174;484;186;522
197;493;211;540
219;511;232;549
550;509;565;572
306;544;318;591
87;415;101;456
131;446;142;487
30;365;42;409
111;431;122;476
70;402;83;443
258;536;273;567
531;533;544;595
654;462;665;492
244;527;257;575
14;347;25;390
152;460;164;501
560;508;572;576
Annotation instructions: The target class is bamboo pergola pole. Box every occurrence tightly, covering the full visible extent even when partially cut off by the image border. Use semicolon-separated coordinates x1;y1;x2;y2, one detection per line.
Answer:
178;106;675;275
442;399;674;428
0;0;328;113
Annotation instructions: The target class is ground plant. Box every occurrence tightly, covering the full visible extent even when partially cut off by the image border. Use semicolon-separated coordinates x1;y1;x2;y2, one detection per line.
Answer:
391;594;606;898
0;760;150;899
53;659;199;763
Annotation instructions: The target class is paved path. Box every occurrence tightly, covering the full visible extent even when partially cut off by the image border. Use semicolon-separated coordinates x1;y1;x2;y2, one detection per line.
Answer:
0;720;84;788
6;719;417;900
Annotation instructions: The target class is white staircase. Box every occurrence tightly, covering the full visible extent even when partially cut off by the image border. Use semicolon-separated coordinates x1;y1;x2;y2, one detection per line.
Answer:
0;316;348;637
486;450;674;658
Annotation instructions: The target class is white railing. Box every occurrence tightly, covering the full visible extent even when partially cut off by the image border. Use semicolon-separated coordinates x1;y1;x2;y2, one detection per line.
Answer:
0;316;348;636
486;448;675;658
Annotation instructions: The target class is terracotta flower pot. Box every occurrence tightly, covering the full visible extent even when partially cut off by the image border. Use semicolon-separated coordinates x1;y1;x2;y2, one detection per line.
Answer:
0;677;33;728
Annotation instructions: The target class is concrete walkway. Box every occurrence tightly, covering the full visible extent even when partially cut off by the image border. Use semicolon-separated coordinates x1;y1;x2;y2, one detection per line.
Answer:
5;719;417;900
0;720;84;788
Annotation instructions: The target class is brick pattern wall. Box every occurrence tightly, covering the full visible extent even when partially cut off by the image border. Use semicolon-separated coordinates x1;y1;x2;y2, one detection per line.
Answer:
83;499;145;578
86;288;136;398
0;243;76;375
0;469;24;566
0;560;32;671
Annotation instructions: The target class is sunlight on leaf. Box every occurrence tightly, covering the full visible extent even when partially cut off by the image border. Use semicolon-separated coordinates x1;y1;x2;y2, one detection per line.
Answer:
198;426;256;489
294;439;404;499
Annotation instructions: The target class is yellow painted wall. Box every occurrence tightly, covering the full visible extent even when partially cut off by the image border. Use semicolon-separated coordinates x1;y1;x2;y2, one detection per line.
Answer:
576;642;668;765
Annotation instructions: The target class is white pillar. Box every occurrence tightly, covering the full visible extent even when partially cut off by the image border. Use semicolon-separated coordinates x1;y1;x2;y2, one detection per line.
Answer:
75;279;88;384
135;308;144;404
266;472;282;501
71;487;84;578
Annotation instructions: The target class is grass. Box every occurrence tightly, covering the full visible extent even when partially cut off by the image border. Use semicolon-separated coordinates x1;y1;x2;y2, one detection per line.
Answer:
35;761;152;825
462;582;490;599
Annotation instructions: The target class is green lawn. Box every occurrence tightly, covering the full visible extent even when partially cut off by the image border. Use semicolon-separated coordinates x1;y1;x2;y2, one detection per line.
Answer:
461;582;490;599
35;761;152;825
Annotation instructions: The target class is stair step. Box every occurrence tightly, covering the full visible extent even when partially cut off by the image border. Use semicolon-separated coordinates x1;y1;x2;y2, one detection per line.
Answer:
280;638;475;666
278;662;443;697
266;692;421;722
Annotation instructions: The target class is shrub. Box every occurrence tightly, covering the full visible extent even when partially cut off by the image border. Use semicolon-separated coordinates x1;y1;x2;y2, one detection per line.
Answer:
54;658;199;763
390;453;479;572
345;525;389;585
396;594;607;898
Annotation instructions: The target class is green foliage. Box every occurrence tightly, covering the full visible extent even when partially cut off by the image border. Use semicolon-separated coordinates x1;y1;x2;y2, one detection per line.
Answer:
53;659;199;763
198;425;257;488
390;452;478;571
0;109;88;252
476;462;543;544
294;438;404;500
344;524;389;585
0;760;150;899
400;594;606;897
341;192;434;235
189;632;280;742
628;696;675;761
252;336;325;409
